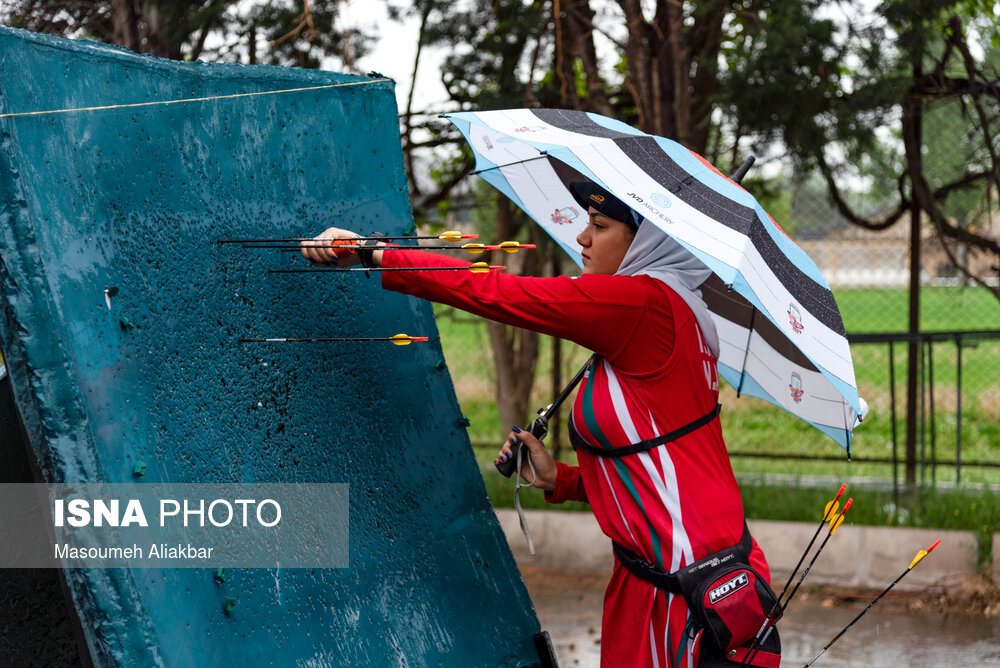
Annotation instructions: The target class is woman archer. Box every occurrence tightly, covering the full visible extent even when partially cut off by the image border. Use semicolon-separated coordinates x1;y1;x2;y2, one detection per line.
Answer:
302;182;780;668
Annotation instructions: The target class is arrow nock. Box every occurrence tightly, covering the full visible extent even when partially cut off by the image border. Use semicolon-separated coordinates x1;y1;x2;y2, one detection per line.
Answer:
823;484;847;521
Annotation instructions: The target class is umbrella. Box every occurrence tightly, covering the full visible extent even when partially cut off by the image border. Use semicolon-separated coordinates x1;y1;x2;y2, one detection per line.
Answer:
444;108;865;453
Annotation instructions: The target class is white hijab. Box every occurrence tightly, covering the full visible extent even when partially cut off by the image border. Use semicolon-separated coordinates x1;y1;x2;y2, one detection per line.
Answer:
615;219;721;360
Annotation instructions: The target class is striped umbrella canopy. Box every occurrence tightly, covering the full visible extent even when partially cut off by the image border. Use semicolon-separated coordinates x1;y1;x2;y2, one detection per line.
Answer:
445;108;866;453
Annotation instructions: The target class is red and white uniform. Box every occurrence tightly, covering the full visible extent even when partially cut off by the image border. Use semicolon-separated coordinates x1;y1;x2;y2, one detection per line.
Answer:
382;249;770;668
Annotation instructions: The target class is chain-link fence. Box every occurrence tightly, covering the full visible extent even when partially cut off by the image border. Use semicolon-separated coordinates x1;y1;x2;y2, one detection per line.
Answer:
734;92;1000;487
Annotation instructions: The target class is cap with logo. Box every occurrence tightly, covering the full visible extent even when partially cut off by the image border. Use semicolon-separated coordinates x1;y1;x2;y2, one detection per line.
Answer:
569;181;641;229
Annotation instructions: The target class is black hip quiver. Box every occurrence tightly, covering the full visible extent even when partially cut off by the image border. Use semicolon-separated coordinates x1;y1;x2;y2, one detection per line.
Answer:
613;525;781;667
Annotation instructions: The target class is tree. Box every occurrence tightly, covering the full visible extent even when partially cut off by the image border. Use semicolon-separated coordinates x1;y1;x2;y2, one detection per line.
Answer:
1;0;370;69
397;0;855;440
400;0;558;435
724;0;999;484
724;1;999;293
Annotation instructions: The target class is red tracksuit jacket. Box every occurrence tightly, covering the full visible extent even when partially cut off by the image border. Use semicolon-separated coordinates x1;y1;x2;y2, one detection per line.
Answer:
382;249;771;668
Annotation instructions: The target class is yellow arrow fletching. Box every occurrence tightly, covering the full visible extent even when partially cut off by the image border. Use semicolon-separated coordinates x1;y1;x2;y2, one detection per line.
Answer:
438;230;464;242
468;262;491;273
910;538;942;569
828;497;853;534
461;243;486;254
498;241;521;253
390;334;413;346
824;500;840;521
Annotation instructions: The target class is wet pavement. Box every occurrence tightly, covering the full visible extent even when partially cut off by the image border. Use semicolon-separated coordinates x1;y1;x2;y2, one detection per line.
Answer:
520;566;1000;667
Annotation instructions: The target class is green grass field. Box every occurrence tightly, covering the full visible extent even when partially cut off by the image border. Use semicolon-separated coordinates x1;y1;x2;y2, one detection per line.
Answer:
433;284;1000;533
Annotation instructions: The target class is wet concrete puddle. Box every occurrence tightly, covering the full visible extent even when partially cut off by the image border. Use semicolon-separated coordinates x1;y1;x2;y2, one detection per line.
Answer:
521;566;1000;667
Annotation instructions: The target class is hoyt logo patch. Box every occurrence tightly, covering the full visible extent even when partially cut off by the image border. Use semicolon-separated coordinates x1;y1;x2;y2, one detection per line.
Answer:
708;571;750;604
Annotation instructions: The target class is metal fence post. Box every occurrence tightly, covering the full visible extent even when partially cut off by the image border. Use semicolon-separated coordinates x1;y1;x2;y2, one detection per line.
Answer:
956;334;963;484
927;339;936;485
889;340;899;511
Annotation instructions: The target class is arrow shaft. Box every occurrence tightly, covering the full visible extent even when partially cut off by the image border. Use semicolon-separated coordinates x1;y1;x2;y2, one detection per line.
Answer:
742;531;836;665
779;520;827;601
268;266;505;273
742;521;828;664
745;512;849;664
803;570;909;667
239;337;428;343
250;244;535;251
220;234;477;244
243;244;456;250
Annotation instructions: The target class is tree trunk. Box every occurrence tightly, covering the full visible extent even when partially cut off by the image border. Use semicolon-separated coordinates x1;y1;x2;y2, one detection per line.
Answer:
486;197;541;435
615;0;727;152
562;0;614;114
111;0;140;52
553;0;581;108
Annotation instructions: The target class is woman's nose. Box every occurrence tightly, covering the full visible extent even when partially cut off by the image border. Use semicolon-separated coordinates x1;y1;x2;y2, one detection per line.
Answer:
576;230;590;247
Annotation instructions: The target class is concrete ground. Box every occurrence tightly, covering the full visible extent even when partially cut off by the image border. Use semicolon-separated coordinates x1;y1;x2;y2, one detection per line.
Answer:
501;509;1000;667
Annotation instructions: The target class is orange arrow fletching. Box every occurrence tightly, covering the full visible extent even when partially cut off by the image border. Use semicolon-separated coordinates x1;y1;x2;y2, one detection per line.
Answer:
331;238;356;258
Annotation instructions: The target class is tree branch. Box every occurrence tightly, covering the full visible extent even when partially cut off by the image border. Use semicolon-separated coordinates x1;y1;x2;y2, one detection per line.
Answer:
412;161;474;218
814;149;908;231
945;14;1000;196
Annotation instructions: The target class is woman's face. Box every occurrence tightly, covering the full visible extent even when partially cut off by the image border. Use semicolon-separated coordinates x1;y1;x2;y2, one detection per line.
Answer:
576;207;636;275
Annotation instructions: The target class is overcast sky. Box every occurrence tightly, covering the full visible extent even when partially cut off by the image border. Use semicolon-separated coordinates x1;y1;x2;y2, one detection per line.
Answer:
337;2;449;113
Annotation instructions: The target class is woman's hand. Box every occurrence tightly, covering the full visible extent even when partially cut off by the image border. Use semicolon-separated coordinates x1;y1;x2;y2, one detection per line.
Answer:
495;428;557;492
299;227;370;267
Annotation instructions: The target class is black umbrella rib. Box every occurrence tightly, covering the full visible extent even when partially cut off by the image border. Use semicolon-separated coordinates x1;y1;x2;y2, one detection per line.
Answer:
472;154;549;175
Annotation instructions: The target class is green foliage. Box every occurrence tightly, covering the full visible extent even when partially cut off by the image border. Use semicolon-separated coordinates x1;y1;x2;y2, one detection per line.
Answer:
0;0;369;66
723;0;900;166
420;0;549;109
437;284;1000;491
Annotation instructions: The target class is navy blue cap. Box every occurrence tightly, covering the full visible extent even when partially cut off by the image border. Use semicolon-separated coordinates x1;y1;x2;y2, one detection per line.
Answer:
569;182;639;229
